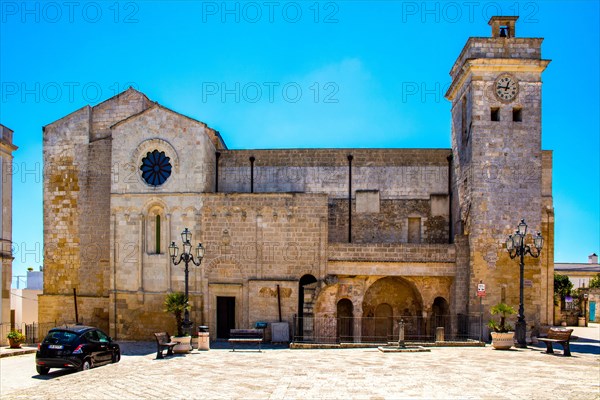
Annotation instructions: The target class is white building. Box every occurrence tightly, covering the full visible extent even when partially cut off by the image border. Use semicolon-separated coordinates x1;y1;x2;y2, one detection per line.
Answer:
555;254;600;289
10;270;43;327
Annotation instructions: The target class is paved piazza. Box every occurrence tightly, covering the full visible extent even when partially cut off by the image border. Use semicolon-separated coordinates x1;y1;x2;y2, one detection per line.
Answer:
1;339;599;400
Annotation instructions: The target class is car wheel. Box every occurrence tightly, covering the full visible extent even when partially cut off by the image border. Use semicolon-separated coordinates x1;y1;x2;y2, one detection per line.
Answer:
112;351;120;363
36;366;50;375
80;359;92;371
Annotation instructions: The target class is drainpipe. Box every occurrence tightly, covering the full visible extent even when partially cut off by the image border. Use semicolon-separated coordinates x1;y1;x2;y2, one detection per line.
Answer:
447;154;453;244
250;156;255;193
215;151;221;193
347;154;353;243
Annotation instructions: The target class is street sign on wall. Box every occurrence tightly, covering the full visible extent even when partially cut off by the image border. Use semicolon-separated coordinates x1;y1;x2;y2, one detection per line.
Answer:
477;283;486;297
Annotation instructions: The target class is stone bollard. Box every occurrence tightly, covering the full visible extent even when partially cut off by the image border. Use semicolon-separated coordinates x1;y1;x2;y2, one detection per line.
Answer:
435;327;445;342
398;319;405;348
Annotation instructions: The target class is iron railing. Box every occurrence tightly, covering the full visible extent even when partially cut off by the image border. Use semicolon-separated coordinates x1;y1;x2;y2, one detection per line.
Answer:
292;314;484;344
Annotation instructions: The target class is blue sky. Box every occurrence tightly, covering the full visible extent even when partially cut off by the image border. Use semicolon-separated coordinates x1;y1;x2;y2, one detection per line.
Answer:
1;1;598;285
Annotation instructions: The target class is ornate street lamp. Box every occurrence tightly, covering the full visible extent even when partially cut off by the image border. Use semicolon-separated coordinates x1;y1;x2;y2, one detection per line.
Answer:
506;219;543;348
169;228;205;335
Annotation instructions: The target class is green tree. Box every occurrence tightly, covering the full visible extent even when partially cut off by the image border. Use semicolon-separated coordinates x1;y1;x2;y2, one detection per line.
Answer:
164;292;190;337
554;273;573;306
589;273;600;289
554;273;573;297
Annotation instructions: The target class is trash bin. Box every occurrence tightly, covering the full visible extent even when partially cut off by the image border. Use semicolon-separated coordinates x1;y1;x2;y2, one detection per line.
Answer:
197;326;210;350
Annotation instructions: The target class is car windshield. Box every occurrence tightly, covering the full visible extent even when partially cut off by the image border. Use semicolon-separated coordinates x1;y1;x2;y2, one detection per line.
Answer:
43;330;79;345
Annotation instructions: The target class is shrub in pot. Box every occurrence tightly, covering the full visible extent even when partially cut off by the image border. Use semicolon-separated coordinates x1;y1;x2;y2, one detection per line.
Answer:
164;292;192;353
488;303;516;350
7;330;26;349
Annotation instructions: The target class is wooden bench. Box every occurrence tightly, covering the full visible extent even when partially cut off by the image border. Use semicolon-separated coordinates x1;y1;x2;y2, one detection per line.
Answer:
229;329;263;352
538;328;577;356
154;332;177;359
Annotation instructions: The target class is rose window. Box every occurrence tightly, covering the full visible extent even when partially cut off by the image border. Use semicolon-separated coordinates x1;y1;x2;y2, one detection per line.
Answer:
140;150;172;186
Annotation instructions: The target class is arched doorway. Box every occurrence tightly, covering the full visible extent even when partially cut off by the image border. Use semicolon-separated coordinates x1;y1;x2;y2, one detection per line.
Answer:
337;299;353;342
362;277;423;341
431;297;450;338
297;274;317;341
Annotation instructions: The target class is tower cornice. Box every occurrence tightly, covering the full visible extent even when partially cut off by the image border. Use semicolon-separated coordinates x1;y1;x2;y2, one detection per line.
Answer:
445;58;551;100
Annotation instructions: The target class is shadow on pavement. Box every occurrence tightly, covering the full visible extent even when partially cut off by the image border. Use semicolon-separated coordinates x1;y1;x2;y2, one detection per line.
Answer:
531;339;600;356
31;368;77;380
119;341;155;356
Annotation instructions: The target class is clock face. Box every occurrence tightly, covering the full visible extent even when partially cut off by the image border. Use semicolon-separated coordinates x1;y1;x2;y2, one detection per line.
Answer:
494;74;519;102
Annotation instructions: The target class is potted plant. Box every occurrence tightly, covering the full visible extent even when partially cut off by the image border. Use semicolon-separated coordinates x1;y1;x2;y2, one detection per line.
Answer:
164;292;191;353
7;330;26;349
487;303;517;350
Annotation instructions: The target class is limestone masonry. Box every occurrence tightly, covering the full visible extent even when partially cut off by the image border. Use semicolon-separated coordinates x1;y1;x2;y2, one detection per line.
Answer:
1;124;18;344
40;17;554;342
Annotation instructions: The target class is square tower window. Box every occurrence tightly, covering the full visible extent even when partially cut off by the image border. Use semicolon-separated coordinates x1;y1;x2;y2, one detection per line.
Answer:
513;108;522;122
491;107;500;121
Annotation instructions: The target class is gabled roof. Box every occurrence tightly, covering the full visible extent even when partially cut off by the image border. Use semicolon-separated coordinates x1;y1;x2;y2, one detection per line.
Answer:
94;86;150;109
42;87;226;148
111;102;227;149
44;87;149;129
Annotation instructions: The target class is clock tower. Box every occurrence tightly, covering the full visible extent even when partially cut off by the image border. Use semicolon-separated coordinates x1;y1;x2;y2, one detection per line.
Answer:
445;17;554;328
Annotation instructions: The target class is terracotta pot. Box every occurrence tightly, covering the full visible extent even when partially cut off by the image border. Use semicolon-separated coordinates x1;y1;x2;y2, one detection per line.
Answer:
171;336;192;353
491;332;514;350
8;338;22;349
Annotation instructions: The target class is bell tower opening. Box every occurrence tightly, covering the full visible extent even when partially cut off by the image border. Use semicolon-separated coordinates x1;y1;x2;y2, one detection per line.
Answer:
489;16;518;38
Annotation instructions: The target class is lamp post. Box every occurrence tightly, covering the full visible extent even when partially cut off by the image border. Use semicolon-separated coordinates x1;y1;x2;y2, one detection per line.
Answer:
506;219;543;348
169;228;205;335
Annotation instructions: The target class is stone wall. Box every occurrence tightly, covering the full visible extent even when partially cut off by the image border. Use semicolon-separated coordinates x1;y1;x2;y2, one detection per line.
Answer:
201;193;328;281
248;279;297;340
0;124;17;338
328;198;449;244
199;193;328;339
449;38;543;82
218;149;450;199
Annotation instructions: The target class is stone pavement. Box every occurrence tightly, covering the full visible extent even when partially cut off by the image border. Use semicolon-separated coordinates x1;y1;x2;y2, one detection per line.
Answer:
0;345;37;358
1;326;599;400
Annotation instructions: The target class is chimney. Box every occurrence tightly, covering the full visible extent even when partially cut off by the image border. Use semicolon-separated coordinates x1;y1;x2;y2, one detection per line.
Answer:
589;253;598;264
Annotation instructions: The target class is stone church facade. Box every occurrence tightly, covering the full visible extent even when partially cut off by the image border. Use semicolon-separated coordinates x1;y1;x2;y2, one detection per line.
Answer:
40;17;554;341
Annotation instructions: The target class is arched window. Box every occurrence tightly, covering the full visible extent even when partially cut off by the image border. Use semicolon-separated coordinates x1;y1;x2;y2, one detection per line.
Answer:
155;215;161;254
146;207;164;255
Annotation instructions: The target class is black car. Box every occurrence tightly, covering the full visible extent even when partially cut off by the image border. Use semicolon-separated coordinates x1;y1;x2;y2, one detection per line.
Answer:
36;325;120;375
